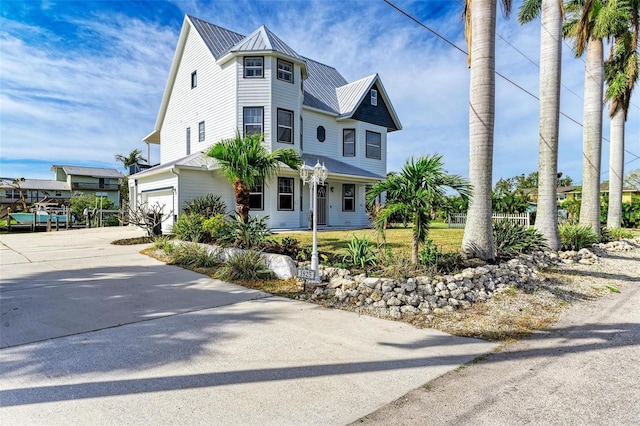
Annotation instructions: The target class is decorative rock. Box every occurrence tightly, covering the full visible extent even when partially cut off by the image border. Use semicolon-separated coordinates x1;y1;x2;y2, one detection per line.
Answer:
387;296;402;306
363;277;380;288
370;289;383;302
389;307;402;319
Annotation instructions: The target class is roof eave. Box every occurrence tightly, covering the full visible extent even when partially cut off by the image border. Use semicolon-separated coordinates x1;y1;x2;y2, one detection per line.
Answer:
302;105;339;117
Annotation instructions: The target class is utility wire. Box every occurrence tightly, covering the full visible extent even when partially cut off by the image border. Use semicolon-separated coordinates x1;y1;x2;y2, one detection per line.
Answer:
383;0;640;166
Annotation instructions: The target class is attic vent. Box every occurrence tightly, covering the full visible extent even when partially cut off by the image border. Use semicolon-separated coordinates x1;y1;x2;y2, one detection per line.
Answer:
371;89;377;106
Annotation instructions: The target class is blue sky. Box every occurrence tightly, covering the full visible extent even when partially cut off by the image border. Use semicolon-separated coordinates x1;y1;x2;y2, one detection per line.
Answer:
1;0;638;184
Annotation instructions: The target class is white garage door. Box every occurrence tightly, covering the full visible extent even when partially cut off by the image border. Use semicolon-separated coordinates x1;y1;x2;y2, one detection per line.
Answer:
144;190;174;233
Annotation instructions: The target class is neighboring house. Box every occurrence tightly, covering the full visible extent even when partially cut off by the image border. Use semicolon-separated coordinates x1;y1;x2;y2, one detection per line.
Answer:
0;178;71;210
131;15;401;232
525;183;639;204
0;165;124;211
51;165;124;207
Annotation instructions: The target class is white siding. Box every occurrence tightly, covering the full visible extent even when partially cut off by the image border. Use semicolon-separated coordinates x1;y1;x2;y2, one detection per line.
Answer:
270;59;303;153
237;56;271;144
136;172;178;232
179;169;235;216
161;26;237;164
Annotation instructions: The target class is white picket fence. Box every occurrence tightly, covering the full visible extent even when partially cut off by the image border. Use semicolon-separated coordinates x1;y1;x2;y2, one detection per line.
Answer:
448;213;531;229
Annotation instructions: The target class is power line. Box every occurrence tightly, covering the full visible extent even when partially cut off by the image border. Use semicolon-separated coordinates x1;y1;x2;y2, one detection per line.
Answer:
383;0;640;162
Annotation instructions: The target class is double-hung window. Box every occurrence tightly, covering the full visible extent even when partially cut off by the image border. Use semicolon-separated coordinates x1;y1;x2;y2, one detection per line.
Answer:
249;181;263;210
277;109;294;144
365;130;381;159
278;177;294;211
343;129;355;157
277;59;293;83
186;127;191;155
343;184;355;212
243;107;263;136
198;121;205;142
244;57;263;78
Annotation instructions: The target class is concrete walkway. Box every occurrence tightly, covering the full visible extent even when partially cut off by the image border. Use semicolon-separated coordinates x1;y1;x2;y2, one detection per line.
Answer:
0;227;497;425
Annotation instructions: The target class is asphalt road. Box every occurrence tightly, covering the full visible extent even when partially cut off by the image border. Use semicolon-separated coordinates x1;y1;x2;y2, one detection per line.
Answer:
353;248;640;425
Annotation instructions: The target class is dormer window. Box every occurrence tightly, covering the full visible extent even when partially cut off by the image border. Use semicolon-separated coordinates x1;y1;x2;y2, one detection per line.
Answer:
191;71;197;88
371;89;377;106
277;59;293;83
244;57;263;78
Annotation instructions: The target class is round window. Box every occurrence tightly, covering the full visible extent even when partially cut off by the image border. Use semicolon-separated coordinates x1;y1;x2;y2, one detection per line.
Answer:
316;126;326;142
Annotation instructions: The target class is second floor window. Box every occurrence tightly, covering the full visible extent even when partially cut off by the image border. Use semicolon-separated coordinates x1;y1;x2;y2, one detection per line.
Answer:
278;177;294;211
366;130;381;159
244;107;263;136
277;109;293;144
198;121;205;142
371;89;377;106
191;71;197;88
244;56;263;78
186;127;191;155
343;129;355;157
277;59;293;83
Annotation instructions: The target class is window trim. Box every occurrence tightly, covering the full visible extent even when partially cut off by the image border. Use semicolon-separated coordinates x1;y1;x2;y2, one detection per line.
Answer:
243;56;264;78
342;184;356;212
277;177;294;211
365;130;381;160
371;88;377;106
198;121;205;142
186;127;191;155
191;71;197;89
249;181;264;211
243;107;264;136
277;108;294;144
277;59;294;83
343;128;356;157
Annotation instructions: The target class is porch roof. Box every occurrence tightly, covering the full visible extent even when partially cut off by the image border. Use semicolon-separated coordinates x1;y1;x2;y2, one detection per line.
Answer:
301;154;384;180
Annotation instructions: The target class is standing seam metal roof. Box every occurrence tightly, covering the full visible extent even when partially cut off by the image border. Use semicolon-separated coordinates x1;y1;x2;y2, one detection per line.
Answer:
51;165;124;179
188;15;245;59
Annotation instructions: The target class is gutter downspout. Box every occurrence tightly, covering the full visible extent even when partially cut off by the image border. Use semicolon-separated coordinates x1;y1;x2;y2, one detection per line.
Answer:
170;168;179;223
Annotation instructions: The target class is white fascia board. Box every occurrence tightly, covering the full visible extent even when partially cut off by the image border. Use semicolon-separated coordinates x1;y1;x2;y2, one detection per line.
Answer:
302;105;339;117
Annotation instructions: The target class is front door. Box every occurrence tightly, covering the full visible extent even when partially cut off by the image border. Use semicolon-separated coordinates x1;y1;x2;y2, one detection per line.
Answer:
316;184;327;225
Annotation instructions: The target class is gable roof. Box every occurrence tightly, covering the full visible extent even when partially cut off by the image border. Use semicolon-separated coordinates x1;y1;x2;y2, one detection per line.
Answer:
51;165;124;179
301;154;385;180
188;16;245;59
222;25;303;61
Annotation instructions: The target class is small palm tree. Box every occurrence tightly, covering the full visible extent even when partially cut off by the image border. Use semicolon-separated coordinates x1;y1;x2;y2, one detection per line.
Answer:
207;132;302;223
367;154;471;265
115;149;147;170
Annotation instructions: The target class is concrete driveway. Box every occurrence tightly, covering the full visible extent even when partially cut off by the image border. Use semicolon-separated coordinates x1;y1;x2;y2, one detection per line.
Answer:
0;227;497;425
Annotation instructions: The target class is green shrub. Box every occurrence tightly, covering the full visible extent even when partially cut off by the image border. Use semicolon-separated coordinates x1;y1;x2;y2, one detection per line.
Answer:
183;194;227;217
216;250;267;281
70;194;115;217
152;235;174;253
559;223;599;251
202;213;232;243
220;213;271;249
168;243;219;268
418;239;439;264
172;213;205;242
263;237;301;257
601;227;634;242
493;219;547;259
342;235;377;269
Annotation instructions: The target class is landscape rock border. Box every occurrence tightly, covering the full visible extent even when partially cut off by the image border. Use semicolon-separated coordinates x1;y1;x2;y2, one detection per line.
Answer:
297;239;640;320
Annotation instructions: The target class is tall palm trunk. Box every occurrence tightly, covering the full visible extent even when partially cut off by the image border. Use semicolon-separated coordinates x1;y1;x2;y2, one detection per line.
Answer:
607;105;625;228
535;0;563;250
462;0;497;261
578;37;604;237
233;178;251;223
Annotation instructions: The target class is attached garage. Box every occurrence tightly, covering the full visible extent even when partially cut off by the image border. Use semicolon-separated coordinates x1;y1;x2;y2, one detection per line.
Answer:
142;187;176;233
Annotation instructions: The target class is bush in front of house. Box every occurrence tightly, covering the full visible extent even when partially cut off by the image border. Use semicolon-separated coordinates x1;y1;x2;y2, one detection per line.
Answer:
183;194;227;217
215;250;266;281
493;219;547;259
168;242;220;268
172;213;205;242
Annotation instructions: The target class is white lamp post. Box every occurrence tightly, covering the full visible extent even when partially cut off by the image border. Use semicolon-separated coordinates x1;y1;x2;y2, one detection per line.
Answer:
300;160;328;274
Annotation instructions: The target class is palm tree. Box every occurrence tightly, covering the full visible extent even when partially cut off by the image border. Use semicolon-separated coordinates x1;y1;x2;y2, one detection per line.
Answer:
115;149;147;170
519;0;564;250
367;154;471;265
564;0;629;237
605;2;639;228
461;0;512;261
206;133;302;223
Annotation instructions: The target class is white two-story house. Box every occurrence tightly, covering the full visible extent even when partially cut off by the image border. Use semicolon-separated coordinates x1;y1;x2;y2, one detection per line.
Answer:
131;15;401;231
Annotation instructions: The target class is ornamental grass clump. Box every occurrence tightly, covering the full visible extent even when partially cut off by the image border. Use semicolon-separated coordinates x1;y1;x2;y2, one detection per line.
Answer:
559;223;599;251
168;242;220;268
493;219;547;259
215;250;266;281
342;235;378;269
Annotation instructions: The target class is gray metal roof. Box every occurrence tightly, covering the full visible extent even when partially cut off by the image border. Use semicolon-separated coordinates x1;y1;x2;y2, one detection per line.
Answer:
131;151;218;178
301;154;384;180
51;165;124;179
0;178;70;191
302;57;348;113
188;16;245;59
224;26;303;60
336;74;377;116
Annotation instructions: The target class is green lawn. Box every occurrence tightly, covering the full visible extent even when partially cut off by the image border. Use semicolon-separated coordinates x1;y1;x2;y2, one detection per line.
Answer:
273;222;464;255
